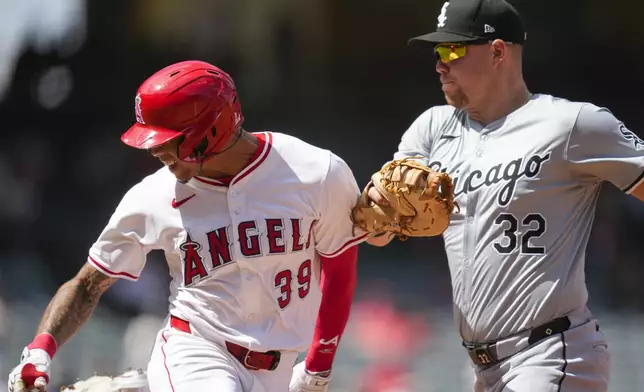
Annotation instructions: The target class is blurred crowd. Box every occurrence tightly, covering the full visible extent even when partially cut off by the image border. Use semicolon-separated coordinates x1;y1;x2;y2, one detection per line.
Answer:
1;0;644;391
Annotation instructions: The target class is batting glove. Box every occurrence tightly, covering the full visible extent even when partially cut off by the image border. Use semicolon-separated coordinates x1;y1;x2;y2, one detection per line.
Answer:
289;361;331;392
8;346;52;392
8;334;57;392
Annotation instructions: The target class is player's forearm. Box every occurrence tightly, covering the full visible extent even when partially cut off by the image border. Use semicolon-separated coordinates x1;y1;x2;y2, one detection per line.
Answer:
306;246;358;372
36;264;116;347
36;280;98;345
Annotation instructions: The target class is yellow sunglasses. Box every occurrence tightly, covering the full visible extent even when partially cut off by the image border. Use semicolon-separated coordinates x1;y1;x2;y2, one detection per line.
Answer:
434;41;515;64
434;43;468;64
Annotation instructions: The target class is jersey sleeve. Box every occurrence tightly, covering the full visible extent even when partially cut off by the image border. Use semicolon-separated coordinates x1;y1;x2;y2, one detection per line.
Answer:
314;153;368;257
565;103;644;193
87;182;156;280
392;109;435;165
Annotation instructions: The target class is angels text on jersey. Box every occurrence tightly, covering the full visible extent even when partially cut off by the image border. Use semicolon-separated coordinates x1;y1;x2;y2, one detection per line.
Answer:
180;217;317;309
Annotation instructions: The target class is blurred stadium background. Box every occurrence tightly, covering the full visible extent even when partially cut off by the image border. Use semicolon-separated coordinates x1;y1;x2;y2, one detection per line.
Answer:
1;0;643;391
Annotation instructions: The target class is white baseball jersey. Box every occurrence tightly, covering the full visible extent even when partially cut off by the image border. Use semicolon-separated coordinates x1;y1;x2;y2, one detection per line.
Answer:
394;94;644;342
87;131;367;352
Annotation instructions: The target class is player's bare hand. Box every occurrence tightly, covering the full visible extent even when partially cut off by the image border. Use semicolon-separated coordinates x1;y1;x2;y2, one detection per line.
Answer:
367;185;389;206
7;347;51;392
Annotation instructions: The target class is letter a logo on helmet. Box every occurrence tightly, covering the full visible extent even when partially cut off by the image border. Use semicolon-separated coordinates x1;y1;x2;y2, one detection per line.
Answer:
120;60;245;162
134;94;145;124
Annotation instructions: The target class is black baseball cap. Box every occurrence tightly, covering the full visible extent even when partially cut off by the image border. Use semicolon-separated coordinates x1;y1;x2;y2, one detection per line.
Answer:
409;0;526;45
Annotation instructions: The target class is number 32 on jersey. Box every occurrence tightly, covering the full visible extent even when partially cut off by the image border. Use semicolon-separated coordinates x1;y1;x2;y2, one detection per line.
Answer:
493;213;547;255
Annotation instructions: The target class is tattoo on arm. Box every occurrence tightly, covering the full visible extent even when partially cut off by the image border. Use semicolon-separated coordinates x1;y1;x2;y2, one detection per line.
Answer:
36;263;117;347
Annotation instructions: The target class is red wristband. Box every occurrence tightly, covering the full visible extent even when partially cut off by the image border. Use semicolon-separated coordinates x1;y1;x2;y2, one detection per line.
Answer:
27;333;58;359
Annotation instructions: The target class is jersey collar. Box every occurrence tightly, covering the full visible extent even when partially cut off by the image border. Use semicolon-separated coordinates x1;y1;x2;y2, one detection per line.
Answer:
191;132;273;189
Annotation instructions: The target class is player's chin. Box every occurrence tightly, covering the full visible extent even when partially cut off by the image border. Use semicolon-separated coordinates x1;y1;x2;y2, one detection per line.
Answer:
176;178;192;184
168;164;194;183
444;94;467;109
174;172;194;184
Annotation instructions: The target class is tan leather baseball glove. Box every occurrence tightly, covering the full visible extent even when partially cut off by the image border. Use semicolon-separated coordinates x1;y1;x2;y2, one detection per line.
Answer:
351;157;459;240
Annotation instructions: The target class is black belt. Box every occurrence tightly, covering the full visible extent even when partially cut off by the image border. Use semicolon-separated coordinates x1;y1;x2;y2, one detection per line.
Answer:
462;316;572;366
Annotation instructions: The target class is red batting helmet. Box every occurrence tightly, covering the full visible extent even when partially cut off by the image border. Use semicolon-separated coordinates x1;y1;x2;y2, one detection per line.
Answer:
120;60;244;162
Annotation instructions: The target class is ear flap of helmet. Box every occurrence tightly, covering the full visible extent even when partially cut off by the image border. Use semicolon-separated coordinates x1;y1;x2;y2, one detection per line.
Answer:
176;102;239;162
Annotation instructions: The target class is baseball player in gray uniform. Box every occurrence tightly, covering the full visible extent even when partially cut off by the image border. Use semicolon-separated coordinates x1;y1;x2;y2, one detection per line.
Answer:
366;0;644;391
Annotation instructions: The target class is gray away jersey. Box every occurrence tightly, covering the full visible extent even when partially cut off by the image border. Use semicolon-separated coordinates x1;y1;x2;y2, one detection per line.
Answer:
394;94;644;342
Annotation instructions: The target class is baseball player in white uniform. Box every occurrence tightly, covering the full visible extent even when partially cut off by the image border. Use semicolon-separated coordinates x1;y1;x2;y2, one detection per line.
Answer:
7;61;367;392
366;0;644;391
